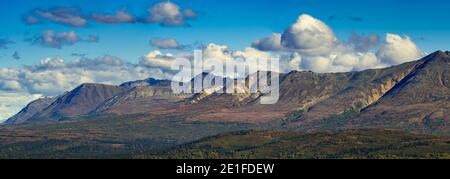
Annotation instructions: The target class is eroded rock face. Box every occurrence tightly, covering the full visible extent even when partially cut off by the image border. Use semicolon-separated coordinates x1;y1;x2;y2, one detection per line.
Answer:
353;67;414;111
349;51;450;133
94;85;192;115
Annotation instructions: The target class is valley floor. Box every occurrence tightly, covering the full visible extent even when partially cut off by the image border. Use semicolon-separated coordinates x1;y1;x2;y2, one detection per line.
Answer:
134;129;450;159
0;115;449;159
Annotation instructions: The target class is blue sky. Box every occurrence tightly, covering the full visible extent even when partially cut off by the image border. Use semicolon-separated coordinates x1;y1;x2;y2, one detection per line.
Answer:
0;0;449;67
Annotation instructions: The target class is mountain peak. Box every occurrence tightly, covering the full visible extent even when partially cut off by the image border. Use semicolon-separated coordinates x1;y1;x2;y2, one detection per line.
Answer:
14;83;126;123
429;50;449;60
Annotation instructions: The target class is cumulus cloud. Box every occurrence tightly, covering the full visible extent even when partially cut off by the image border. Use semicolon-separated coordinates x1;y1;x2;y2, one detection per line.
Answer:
288;53;302;71
150;38;185;50
301;56;334;73
251;33;283;51
0;38;14;49
376;33;422;65
91;10;136;24
251;14;423;73
140;50;177;69
253;14;338;56
144;2;197;26
140;44;282;77
332;52;382;71
0;80;22;91
232;47;271;61
202;44;231;61
201;44;284;76
281;14;337;56
25;7;87;27
27;30;98;49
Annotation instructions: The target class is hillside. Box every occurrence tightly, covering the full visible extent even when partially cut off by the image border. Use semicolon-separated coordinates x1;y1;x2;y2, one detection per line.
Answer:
5;97;56;124
6;84;125;123
349;51;449;133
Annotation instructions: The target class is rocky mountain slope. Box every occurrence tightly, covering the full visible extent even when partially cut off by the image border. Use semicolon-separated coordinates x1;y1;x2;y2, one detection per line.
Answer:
4;97;57;124
6;83;125;123
5;51;449;134
348;51;449;133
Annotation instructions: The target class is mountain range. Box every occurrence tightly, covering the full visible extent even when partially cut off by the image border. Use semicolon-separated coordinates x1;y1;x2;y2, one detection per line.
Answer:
5;51;450;135
0;50;449;159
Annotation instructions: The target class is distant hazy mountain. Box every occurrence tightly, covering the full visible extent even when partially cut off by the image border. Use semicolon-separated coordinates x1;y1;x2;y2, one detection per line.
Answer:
6;51;449;134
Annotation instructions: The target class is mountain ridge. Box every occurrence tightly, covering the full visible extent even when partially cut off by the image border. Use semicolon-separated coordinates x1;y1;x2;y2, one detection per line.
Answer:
6;83;126;123
5;51;449;134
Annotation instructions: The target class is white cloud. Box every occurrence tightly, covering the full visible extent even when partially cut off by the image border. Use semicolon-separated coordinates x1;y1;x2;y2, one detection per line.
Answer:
140;50;177;69
0;92;43;122
233;47;271;61
358;53;381;69
376;33;422;65
140;44;286;78
251;14;423;73
333;53;360;67
332;52;383;71
281;14;336;56
145;2;196;26
0;80;22;91
253;14;337;56
302;56;334;73
202;43;231;61
288;52;302;71
251;33;283;51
